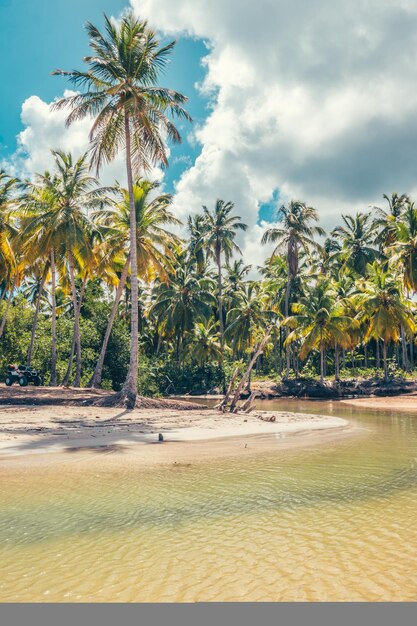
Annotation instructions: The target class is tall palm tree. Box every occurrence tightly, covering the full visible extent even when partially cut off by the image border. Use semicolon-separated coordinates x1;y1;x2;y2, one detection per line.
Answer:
332;212;380;276
285;278;352;383
373;192;409;251
89;179;181;387
262;200;324;377
202;199;247;348
20;151;106;386
187;214;207;273
53;12;191;408
0;171;20;338
391;201;417;293
357;262;415;381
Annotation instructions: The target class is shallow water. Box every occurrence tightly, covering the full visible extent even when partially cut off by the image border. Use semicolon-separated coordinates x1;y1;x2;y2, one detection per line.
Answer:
1;399;417;601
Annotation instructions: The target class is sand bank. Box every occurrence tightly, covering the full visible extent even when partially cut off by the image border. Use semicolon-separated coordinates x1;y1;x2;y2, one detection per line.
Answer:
0;404;351;463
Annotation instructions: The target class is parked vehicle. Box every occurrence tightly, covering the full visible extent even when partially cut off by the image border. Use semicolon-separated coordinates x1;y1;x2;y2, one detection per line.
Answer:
4;365;43;387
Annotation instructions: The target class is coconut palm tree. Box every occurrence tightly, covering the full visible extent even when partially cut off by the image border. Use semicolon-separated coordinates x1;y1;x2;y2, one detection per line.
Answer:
373;192;409;251
285;278;353;383
151;254;216;363
261;200;324;377
226;282;269;358
89;179;181;387
53;12;191;408
20;151;106;386
202;199;247;348
190;320;223;366
187;214;207;274
332;212;380;276
357;262;415;382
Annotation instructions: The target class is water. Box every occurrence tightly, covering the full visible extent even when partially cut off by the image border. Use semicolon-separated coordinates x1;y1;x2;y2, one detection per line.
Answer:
1;399;417;601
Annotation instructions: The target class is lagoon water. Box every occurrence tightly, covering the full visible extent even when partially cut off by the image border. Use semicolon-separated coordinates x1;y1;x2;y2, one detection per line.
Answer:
1;399;417;601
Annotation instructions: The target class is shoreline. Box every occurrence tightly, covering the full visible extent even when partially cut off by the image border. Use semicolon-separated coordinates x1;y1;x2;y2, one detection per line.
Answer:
0;404;352;464
339;394;417;412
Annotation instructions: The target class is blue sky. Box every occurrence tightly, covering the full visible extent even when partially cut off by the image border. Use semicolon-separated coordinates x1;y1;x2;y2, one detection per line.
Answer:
3;0;417;265
0;0;209;193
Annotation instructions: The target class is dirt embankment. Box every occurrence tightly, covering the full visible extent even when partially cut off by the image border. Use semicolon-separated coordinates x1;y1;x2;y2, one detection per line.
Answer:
0;385;204;410
249;377;417;400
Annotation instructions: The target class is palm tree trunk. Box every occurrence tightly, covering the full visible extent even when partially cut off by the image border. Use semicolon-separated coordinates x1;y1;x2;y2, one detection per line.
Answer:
50;249;57;386
409;339;414;369
62;334;76;386
120;111;139;409
67;251;84;387
27;267;48;367
284;277;291;378
376;339;380;371
216;246;224;348
0;276;16;339
230;330;271;412
89;255;130;388
401;326;408;371
320;337;324;383
383;340;388;382
335;343;340;381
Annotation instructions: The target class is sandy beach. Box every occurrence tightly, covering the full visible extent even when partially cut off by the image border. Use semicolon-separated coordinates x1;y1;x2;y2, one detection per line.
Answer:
340;393;417;412
0;403;352;465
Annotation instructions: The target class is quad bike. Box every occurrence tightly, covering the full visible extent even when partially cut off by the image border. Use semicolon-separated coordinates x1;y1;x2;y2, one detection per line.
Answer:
5;364;43;387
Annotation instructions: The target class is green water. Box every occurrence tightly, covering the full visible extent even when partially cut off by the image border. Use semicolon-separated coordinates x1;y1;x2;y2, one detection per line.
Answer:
1;399;417;601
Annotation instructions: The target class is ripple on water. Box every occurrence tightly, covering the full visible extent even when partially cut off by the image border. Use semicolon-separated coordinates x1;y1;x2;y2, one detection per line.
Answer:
2;404;417;601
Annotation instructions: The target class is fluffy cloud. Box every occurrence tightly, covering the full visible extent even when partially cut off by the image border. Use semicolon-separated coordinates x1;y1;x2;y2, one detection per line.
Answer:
8;91;163;187
132;0;417;263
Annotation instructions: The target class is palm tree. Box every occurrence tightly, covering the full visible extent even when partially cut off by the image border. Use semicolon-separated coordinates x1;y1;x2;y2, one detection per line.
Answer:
332;212;380;276
391;201;417;293
53;12;191;408
226;283;268;358
0;171;20;338
285;278;352;382
187;214;207;273
190;321;223;366
89;180;181;387
373;193;409;251
262;200;324;377
151;254;216;363
202;199;247;348
20;151;106;386
357;262;415;382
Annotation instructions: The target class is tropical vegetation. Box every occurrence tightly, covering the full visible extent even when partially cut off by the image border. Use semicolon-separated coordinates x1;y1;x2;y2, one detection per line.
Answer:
2;12;417;400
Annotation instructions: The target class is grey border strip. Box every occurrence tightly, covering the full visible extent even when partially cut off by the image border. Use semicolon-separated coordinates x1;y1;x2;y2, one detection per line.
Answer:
1;603;416;626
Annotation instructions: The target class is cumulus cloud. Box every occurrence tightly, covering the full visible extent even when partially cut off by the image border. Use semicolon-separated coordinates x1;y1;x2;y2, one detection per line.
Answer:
132;0;417;264
8;91;164;187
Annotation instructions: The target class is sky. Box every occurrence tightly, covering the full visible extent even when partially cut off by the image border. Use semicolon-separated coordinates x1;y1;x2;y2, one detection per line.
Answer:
2;0;417;267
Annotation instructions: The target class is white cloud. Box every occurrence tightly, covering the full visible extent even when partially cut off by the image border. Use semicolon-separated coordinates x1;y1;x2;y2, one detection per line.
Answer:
7;91;164;187
132;0;417;266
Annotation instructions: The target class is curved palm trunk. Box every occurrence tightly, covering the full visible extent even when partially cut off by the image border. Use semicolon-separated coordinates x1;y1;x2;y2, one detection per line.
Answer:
27;267;48;367
0;276;16;339
89;255;130;388
120;112;139;409
50;249;57;386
